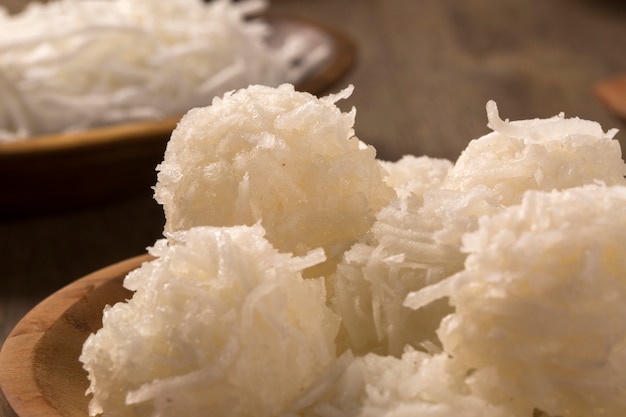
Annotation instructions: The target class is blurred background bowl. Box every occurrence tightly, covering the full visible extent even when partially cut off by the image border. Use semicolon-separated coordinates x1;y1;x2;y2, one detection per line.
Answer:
0;14;356;217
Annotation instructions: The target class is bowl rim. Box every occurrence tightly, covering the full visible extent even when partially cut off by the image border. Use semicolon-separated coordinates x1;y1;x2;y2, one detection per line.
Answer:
0;254;153;417
0;13;357;158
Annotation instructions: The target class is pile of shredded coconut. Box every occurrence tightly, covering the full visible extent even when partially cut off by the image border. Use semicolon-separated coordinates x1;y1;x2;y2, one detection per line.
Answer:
80;85;626;417
0;0;320;141
154;83;394;277
81;224;339;417
443;101;624;205
405;185;626;417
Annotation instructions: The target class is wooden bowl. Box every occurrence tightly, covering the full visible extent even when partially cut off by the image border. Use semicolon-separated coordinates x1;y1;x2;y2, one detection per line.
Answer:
595;73;626;121
0;254;152;417
0;14;357;217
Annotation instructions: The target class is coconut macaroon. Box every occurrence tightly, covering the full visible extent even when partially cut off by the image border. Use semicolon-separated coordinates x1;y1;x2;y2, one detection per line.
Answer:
444;100;626;205
405;184;626;417
334;183;500;356
80;224;340;417
304;348;516;417
155;83;394;276
0;0;300;141
379;154;453;198
82;88;626;417
333;102;626;357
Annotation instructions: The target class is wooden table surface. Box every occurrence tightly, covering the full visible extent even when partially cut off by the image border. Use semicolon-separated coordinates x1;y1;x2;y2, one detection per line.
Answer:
2;0;626;415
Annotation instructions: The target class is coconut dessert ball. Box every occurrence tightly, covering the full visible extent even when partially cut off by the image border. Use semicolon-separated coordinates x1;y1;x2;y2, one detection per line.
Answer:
293;348;515;417
334;183;499;356
406;184;626;417
379;155;453;198
80;224;340;417
155;84;394;275
444;101;626;205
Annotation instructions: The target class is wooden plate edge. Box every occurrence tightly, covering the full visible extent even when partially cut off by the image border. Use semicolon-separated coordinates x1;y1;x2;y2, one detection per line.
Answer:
0;254;153;417
0;14;357;158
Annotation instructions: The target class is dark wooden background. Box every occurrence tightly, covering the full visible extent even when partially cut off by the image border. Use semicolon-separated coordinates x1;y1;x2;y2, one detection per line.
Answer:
2;0;626;415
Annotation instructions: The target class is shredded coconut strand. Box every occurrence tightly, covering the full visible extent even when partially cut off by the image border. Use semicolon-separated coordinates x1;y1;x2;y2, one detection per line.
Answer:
0;0;325;141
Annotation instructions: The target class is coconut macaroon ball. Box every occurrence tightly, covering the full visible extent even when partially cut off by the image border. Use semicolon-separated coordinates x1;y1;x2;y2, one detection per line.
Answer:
334;183;499;356
379;155;453;198
406;184;626;417
80;224;340;417
294;348;515;417
333;102;626;357
444;101;626;205
154;84;394;274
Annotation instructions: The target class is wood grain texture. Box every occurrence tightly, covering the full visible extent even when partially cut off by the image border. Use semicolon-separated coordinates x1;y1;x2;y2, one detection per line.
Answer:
267;0;626;161
0;255;150;417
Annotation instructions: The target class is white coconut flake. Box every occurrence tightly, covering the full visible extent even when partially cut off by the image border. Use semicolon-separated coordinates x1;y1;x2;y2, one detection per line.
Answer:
154;84;394;277
80;224;340;417
445;101;626;205
407;184;626;417
0;0;322;141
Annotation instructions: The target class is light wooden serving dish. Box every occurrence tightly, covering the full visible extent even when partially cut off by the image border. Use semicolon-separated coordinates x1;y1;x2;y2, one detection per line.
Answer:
0;14;356;217
595;73;626;121
0;254;152;417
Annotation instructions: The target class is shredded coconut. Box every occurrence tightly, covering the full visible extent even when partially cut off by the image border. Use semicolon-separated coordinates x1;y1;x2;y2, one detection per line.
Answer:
154;83;394;277
80;224;339;417
0;0;324;141
80;89;626;417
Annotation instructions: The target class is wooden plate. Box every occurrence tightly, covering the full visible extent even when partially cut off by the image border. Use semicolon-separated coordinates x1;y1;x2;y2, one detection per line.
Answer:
595;73;626;121
0;254;152;417
0;14;356;217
